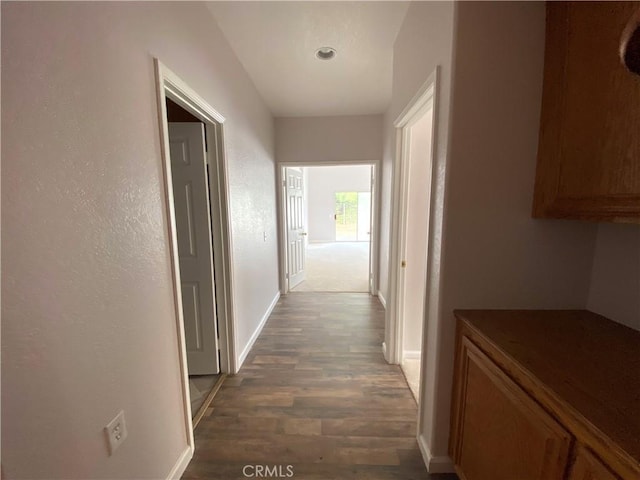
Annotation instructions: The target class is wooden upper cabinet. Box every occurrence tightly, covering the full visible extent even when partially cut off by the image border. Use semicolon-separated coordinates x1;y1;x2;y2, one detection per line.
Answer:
533;2;640;223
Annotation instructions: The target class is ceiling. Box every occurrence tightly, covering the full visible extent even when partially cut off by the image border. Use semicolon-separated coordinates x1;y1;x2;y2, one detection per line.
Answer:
206;1;410;117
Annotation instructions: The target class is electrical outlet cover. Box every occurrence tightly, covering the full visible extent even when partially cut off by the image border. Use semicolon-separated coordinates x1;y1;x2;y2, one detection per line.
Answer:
104;410;128;456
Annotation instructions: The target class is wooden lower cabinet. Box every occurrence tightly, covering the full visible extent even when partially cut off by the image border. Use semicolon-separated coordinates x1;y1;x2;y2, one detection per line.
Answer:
450;338;571;480
450;311;640;480
569;447;620;480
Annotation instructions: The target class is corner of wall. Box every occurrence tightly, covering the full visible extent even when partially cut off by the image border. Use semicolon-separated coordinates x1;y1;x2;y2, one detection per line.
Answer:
585;223;640;330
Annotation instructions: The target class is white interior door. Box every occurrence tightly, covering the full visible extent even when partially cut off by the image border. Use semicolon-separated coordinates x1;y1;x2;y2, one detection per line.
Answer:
400;105;433;359
368;166;376;294
286;168;306;289
169;122;220;375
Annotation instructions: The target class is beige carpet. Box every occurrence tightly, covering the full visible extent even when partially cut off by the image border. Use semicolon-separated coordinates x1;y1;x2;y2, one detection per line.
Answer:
291;242;369;292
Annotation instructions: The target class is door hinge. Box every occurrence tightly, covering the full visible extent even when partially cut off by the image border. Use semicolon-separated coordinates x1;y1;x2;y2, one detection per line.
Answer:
401;260;407;268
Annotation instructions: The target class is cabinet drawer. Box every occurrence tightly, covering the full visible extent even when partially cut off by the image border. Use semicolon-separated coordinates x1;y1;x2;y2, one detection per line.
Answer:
451;337;572;480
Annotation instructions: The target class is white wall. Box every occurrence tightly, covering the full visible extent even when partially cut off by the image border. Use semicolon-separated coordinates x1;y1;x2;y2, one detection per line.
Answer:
381;4;457;466
306;166;371;243
427;0;598;463
275;115;383;164
587;224;640;330
378;1;455;311
1;2;279;479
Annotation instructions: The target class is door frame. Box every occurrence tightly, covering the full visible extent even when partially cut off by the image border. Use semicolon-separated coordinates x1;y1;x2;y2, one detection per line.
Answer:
154;59;237;453
277;160;380;295
386;67;440;436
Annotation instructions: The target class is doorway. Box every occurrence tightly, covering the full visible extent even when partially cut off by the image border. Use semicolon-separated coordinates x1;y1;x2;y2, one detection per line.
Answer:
387;70;438;413
278;163;379;294
165;98;223;422
399;106;433;402
334;191;372;242
155;59;236;450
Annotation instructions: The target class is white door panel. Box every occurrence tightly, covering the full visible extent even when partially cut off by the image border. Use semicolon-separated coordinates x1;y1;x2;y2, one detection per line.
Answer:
286;168;306;289
169;122;220;375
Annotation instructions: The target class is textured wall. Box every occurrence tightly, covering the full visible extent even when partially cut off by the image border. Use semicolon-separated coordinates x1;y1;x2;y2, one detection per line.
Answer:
275;115;383;164
432;0;597;460
1;2;278;478
382;2;456;466
379;1;455;314
384;1;603;468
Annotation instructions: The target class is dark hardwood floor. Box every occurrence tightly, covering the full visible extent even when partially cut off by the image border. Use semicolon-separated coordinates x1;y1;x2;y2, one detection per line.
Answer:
183;293;457;479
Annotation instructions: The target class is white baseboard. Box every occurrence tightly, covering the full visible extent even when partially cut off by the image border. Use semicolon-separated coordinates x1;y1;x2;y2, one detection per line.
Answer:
237;291;280;370
166;445;193;480
417;433;454;474
403;350;421;360
377;290;387;309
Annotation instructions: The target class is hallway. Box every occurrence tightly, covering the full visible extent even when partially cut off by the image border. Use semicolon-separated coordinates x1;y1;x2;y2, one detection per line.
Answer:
183;293;456;479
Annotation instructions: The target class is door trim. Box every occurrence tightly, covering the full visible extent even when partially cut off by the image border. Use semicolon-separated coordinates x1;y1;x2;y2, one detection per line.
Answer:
154;59;237;456
387;67;440;440
277;160;380;295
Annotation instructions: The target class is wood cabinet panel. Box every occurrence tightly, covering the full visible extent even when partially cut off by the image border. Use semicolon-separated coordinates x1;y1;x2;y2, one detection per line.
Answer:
450;311;640;480
451;337;571;480
569;446;621;480
533;2;640;223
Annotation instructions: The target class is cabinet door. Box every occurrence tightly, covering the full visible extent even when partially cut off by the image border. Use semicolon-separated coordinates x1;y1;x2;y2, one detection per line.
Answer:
533;2;640;223
569;446;620;480
450;337;571;480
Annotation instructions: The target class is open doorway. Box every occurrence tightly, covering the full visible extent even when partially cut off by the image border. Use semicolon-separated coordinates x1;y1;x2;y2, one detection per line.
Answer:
165;98;225;421
335;191;372;242
387;71;438;410
155;60;236;446
279;163;378;294
398;106;434;402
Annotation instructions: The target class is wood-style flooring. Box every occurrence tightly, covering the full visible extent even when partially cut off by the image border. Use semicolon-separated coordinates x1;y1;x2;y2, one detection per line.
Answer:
183;293;457;479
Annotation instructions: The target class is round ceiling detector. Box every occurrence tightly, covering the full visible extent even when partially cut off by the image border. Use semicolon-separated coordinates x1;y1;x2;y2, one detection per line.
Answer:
315;47;337;60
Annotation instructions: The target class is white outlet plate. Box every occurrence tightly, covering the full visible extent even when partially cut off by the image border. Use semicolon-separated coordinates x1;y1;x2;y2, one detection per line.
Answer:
104;410;128;456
